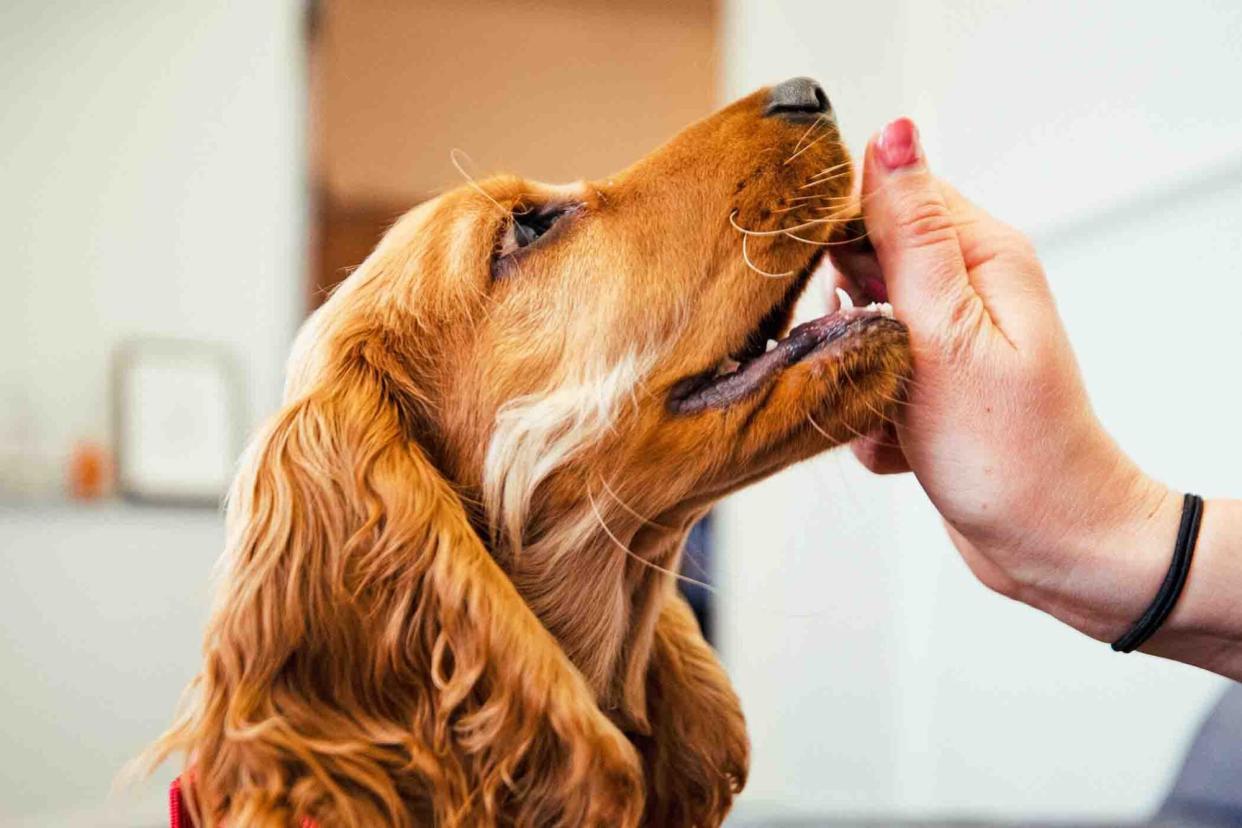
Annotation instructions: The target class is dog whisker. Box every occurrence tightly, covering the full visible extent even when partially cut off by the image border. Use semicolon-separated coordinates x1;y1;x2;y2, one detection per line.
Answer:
806;159;851;178
587;492;716;593
783;131;834;165
784;194;853;205
876;369;930;391
680;546;713;582
597;476;672;530
824;409;880;444
806;413;838;442
449;148;508;216
771;199;850;215
797;175;851;192
789;113;830;158
842;367;900;427
802;174;849;188
741;235;796;278
782;229;869;247
731;210;844;238
800;161;852;186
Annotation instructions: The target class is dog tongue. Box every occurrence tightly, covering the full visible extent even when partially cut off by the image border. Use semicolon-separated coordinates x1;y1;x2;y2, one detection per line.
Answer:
668;306;895;415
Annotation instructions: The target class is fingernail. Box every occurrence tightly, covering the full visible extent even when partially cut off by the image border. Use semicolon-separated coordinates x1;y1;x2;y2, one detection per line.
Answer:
876;118;920;171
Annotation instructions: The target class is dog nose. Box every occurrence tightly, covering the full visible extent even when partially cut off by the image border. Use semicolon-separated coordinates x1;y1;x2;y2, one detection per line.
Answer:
765;77;831;120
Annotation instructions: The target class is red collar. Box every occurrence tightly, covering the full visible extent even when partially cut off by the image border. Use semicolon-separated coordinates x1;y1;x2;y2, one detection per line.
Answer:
170;776;317;828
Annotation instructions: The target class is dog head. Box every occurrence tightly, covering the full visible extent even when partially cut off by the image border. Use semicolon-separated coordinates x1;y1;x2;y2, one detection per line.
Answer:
293;76;908;559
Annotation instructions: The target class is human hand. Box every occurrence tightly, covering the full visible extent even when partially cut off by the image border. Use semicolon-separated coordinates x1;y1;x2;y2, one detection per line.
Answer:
829;118;1181;640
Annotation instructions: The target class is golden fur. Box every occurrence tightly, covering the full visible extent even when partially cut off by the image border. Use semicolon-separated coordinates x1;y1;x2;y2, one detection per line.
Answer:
145;85;911;826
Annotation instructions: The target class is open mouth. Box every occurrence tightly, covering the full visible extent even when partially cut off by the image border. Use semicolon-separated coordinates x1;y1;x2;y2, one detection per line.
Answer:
667;253;896;415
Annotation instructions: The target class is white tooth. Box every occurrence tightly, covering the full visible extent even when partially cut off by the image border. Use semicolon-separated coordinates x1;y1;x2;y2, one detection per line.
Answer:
765;338;778;353
861;300;895;319
835;287;854;312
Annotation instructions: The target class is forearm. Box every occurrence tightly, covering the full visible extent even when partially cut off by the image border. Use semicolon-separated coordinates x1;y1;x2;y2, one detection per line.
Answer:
1147;497;1242;679
1020;481;1242;681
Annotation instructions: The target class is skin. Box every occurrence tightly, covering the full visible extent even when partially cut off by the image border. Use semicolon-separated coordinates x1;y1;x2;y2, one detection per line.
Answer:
830;117;1242;682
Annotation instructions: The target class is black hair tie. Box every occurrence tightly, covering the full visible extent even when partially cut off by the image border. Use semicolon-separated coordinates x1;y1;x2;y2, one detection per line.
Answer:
1111;493;1204;653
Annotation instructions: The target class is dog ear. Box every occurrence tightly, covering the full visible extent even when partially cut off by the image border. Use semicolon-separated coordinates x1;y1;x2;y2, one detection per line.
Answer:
637;593;749;826
148;339;643;827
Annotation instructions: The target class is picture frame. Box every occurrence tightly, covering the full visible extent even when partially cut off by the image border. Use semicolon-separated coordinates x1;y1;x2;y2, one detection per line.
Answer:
111;339;242;507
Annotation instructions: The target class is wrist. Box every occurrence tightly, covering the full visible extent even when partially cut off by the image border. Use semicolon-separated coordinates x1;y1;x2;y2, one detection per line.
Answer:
1144;498;1242;676
1015;473;1242;680
1013;462;1181;643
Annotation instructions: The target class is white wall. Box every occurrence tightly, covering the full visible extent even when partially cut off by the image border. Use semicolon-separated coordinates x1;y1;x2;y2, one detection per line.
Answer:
0;1;305;823
0;0;306;486
0;507;223;826
719;0;1239;822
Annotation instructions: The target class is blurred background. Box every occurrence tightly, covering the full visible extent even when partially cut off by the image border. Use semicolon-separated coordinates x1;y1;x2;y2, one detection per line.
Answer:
2;1;1240;825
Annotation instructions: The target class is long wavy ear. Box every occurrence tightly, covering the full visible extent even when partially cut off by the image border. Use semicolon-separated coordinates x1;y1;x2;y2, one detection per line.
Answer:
637;592;749;826
145;339;643;827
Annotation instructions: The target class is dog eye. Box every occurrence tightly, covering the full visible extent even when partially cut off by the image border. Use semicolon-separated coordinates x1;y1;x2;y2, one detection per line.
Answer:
496;206;573;261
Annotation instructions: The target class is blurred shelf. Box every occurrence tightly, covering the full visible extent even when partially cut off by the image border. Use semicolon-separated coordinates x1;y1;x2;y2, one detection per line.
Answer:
0;499;224;519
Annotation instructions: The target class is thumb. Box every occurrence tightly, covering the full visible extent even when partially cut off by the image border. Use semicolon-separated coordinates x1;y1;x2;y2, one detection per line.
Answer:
861;119;976;339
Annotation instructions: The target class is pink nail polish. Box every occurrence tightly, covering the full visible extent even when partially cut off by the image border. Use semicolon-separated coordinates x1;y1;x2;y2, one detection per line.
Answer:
876;118;920;170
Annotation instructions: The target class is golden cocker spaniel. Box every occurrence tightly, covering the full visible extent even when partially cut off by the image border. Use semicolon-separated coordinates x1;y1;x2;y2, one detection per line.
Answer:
150;78;911;827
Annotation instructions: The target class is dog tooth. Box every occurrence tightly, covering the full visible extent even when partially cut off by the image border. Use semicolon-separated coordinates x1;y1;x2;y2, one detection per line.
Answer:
765;339;778;353
835;287;854;312
717;358;740;376
861;300;895;319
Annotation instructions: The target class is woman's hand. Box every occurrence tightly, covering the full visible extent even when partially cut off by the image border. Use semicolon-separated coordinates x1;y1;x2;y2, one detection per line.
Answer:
830;119;1242;679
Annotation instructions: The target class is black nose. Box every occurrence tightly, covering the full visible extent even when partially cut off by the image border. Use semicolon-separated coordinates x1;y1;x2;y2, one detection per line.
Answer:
765;76;831;120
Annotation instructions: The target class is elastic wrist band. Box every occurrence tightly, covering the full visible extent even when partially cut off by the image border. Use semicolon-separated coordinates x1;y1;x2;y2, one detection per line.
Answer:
1111;493;1204;653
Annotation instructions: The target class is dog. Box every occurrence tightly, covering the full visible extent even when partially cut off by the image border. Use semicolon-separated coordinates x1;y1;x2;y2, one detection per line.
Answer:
149;77;911;827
